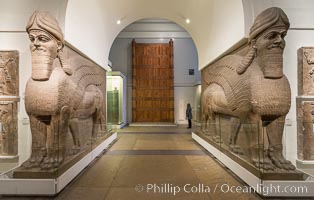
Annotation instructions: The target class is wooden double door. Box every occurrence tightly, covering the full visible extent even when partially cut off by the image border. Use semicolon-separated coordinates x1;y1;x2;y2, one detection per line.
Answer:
132;40;174;122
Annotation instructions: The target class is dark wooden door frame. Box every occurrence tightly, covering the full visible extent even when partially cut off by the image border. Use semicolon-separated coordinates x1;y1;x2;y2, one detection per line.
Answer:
132;39;174;122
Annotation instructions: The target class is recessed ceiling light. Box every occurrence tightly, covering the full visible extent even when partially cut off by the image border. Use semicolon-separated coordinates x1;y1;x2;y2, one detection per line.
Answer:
117;20;121;25
186;18;190;24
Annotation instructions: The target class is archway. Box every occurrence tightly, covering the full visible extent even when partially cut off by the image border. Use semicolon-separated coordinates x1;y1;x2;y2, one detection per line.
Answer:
108;18;200;124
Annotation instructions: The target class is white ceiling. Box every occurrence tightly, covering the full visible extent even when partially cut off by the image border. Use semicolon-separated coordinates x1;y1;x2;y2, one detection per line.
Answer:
65;0;245;70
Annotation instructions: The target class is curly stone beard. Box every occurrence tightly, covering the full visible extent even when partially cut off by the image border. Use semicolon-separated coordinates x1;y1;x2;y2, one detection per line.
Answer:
31;48;57;81
259;47;284;79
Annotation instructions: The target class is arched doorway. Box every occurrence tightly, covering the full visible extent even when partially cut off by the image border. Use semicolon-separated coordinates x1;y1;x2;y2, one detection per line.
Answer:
108;18;200;125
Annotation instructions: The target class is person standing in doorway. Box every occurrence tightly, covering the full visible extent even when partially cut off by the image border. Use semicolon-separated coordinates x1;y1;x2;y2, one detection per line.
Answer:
186;103;192;129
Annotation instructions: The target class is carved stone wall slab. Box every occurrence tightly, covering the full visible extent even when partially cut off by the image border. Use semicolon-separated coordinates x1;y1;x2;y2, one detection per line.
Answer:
0;101;18;156
0;51;19;158
298;47;314;96
297;99;314;161
297;47;314;161
0;51;19;96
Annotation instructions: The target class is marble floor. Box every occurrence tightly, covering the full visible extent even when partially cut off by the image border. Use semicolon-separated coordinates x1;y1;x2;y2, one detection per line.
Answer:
1;125;300;199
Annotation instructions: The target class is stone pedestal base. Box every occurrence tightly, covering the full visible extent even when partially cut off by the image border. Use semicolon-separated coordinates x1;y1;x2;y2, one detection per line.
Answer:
194;131;304;180
0;155;19;163
0;132;117;195
13;133;114;179
0;155;19;174
192;131;313;197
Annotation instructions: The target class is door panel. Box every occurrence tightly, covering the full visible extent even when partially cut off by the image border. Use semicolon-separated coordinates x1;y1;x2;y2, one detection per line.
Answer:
132;39;174;122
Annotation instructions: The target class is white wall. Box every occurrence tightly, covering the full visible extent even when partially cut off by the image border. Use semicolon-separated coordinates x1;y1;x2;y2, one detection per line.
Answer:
65;0;110;71
198;0;245;68
0;0;67;31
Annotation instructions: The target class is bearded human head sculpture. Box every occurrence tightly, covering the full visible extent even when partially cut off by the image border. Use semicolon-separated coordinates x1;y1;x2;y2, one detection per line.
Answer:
237;7;290;78
250;7;290;78
26;11;65;81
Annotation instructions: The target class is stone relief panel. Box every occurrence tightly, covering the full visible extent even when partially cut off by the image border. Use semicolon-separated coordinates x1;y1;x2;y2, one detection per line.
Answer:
0;51;19;96
297;47;314;161
0;51;19;158
0;102;18;156
297;101;314;160
298;47;314;96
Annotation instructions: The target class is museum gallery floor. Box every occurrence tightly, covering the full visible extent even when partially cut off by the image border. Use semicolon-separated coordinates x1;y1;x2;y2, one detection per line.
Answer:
1;125;261;200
